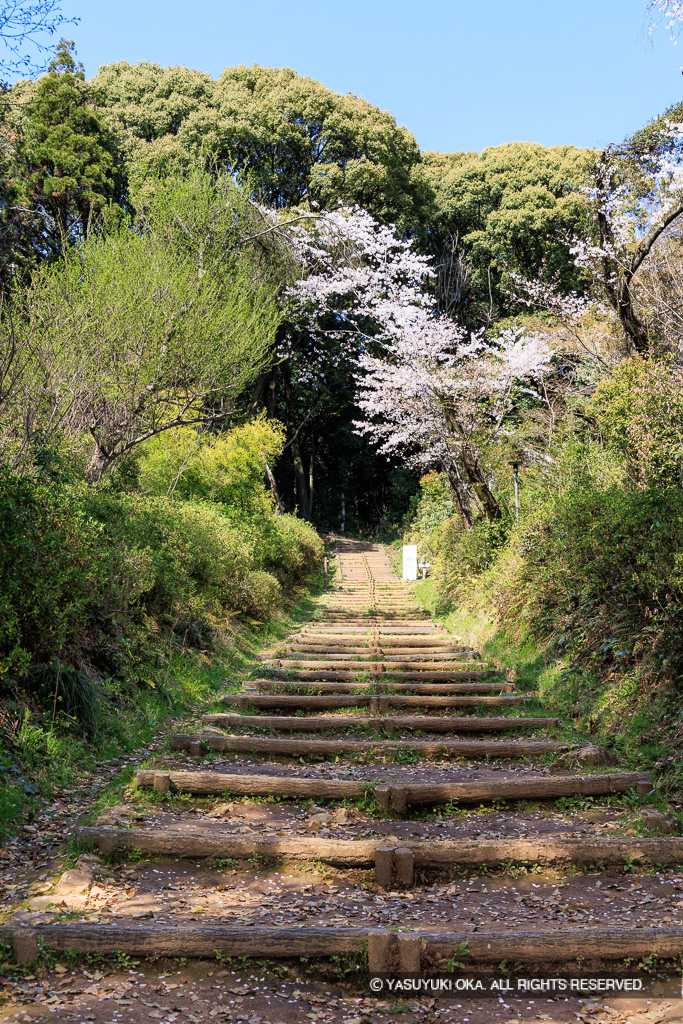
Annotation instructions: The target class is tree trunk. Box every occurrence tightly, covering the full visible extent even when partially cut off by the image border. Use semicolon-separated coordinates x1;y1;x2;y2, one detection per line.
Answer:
283;362;311;520
309;436;316;519
265;462;284;513
459;447;501;521
443;460;473;529
441;403;501;523
291;432;310;520
85;444;111;484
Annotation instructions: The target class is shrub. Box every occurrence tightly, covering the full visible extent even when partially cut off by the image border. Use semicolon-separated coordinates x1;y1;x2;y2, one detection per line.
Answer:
0;471;322;702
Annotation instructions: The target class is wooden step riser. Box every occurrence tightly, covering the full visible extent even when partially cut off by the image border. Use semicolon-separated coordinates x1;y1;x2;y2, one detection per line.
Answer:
202;713;559;733
250;681;514;694
270;661;492;673
294;636;462;645
222;694;531;710
171;734;566;757
265;669;504;682
136;770;652;809
284;647;477;656
8;921;682;968
301;622;440;630
78;826;683;874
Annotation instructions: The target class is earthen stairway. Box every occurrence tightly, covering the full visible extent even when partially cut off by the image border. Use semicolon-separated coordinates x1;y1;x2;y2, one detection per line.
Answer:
8;538;683;980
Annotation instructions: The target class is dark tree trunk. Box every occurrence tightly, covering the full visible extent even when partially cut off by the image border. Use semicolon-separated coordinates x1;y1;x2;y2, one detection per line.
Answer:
443;460;474;529
460;447;501;521
283;362;311;520
442;403;501;523
309;435;316;519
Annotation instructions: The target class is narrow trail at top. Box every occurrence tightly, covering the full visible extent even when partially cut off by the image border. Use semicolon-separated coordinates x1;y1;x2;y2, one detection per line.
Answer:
3;540;683;1023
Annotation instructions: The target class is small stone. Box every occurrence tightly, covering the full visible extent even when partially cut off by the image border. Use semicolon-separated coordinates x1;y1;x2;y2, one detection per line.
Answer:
207;803;233;818
54;866;94;896
27;896;57;911
640;809;680;835
550;744;618;772
304;813;331;830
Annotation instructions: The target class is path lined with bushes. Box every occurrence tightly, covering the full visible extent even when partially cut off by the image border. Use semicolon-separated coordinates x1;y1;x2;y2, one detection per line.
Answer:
2;540;683;1023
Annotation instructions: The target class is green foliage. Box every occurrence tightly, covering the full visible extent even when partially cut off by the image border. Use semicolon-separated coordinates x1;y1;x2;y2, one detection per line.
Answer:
139;418;285;516
0;466;322;683
10;40;124;259
7;170;280;481
423;142;594;314
404;472;457;554
89;62;431;233
590;358;683;489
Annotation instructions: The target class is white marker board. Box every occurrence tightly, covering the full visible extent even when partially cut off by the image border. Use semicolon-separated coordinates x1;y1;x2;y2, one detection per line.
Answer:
402;545;418;581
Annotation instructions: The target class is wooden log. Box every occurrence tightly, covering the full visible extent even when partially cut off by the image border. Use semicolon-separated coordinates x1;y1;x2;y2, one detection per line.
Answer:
265;668;504;682
306;624;453;630
171;733;565;757
387;695;528;708
374;845;394;887
76;827;683;869
137;769;650;806
424;926;683;965
78;827;379;865
253;680;510;695
398;933;421;973
285;646;473;656
403;771;652;805
0;923;366;959
153;774;171;796
375;785;390;813
221;694;531;711
202;713;559;734
135;769;368;799
367;931;395;973
222;694;371;710
274;660;494;673
390;786;408;815
12;929;39;965
291;636;467;648
4;921;683;966
394;847;414;886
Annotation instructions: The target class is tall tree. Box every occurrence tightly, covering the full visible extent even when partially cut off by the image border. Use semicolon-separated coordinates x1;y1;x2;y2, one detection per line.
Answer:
90;62;433;234
422;143;593;321
9;40;124;260
3;171;281;479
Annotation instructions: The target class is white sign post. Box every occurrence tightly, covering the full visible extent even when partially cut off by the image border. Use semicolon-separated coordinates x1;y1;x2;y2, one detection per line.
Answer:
402;544;418;581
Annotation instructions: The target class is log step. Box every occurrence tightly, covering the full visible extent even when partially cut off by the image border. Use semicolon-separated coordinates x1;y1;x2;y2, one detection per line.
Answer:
171;733;566;757
291;636;466;648
135;769;652;807
251;679;514;694
222;694;532;710
202;713;558;734
6;921;683;968
303;622;448;628
284;646;477;656
77;826;683;872
269;660;494;673
264;668;504;682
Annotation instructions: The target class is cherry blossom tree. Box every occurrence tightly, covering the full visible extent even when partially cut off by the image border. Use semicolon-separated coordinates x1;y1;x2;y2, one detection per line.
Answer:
648;1;683;41
354;317;553;525
571;120;683;353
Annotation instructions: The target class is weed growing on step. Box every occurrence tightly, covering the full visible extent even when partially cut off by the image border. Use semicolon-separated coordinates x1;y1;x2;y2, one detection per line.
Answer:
446;942;470;972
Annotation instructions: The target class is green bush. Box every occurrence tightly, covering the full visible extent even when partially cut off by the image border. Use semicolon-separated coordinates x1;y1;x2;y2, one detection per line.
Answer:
0;470;322;701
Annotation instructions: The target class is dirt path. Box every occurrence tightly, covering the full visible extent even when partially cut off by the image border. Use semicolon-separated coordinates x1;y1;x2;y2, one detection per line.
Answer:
2;539;683;1023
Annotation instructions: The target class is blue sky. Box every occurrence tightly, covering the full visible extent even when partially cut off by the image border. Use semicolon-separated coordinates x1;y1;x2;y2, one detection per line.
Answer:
27;0;683;154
